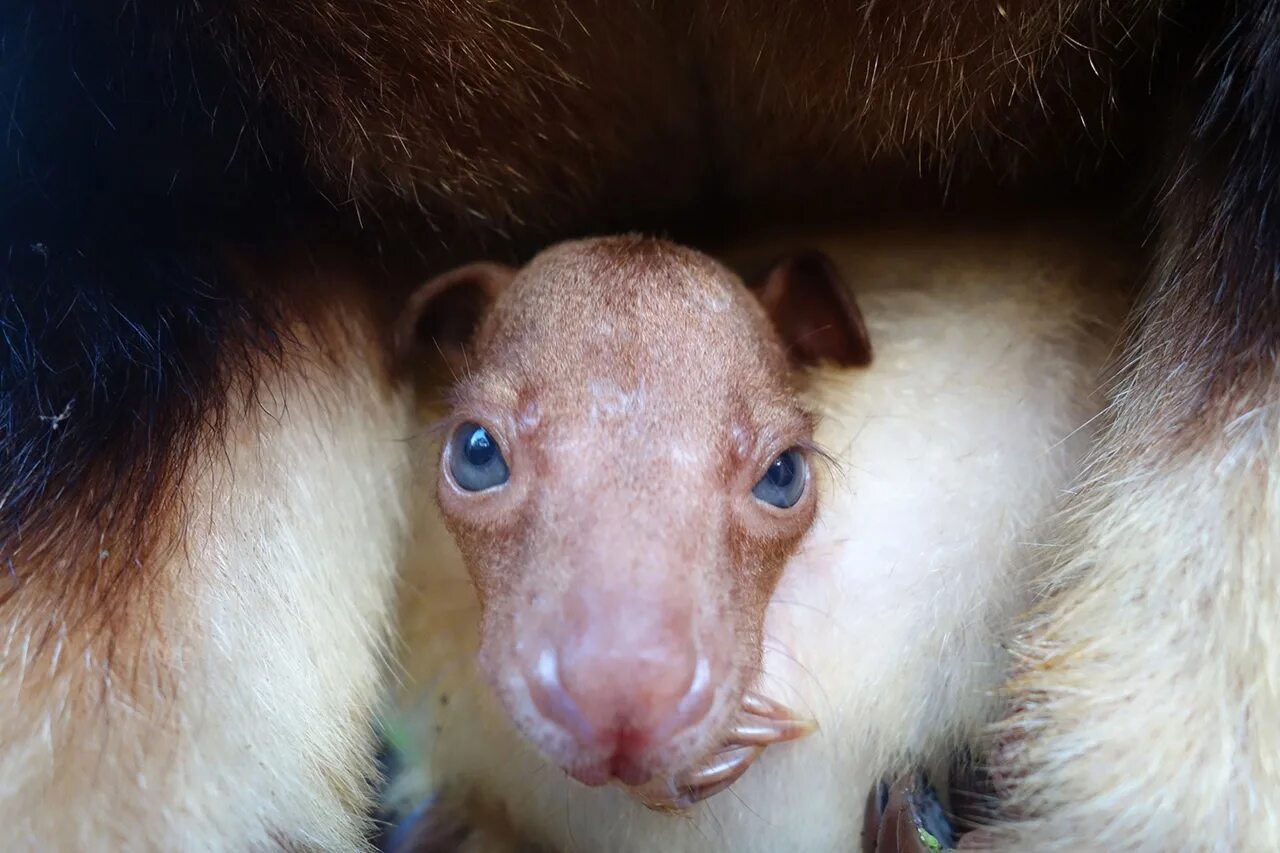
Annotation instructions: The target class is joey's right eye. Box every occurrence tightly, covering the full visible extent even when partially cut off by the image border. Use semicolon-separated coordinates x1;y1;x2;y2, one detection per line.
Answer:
449;422;509;491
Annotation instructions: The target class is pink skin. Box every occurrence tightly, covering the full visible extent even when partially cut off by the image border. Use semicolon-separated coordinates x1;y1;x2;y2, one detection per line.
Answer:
399;236;868;808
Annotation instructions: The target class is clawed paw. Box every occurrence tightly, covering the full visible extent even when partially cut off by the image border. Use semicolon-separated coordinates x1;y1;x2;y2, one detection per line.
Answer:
634;691;816;811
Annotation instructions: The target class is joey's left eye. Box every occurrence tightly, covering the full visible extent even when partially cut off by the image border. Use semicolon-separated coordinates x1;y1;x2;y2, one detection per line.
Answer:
752;448;807;509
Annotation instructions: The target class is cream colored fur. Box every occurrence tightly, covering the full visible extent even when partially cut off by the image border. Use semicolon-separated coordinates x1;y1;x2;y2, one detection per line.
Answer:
992;364;1280;849
0;305;413;850
386;226;1130;851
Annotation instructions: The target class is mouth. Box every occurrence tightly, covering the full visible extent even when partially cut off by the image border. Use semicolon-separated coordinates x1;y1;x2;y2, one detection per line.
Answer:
629;690;817;812
563;729;667;788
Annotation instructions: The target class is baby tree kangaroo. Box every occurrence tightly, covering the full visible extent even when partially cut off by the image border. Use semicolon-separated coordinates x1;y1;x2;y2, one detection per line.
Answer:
395;236;871;809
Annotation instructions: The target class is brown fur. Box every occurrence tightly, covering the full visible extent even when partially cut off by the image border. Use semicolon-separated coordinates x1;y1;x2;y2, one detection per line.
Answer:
221;2;706;236
223;0;1158;233
691;0;1157;207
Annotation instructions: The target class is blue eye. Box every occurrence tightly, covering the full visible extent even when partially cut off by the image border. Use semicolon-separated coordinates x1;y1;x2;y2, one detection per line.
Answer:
752;449;807;508
449;423;510;491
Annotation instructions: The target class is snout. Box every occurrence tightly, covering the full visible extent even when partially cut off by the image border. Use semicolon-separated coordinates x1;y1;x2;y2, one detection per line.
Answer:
514;585;719;786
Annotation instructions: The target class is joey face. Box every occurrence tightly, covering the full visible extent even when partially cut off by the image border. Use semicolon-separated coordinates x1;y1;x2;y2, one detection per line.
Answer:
400;235;870;797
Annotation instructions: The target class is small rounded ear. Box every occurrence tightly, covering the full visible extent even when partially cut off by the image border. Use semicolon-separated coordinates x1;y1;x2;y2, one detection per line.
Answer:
395;261;515;373
752;250;872;368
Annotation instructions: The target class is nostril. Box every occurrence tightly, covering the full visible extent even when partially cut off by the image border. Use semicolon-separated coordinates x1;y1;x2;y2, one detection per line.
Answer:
525;647;595;743
656;654;715;741
681;655;714;717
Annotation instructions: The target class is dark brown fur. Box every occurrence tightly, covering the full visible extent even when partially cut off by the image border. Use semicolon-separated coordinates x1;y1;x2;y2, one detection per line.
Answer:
222;1;706;236
223;1;1161;232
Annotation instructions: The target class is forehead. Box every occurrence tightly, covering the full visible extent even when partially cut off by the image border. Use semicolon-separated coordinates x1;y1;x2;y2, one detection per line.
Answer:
478;238;787;404
454;238;807;459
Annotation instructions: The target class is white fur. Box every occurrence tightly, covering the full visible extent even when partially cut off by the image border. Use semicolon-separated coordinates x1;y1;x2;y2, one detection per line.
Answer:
0;305;414;850
387;227;1130;851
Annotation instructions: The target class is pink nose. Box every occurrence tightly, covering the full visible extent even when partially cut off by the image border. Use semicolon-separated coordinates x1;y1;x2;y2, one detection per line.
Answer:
522;595;715;785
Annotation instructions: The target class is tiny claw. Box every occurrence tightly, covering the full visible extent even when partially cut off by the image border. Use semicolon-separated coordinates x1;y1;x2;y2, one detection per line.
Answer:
630;692;816;812
726;715;817;747
686;744;763;789
740;690;801;720
660;745;764;811
633;745;766;812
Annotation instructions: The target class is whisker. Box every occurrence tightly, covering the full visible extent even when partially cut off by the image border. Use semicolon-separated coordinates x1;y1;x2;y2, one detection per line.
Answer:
767;596;836;621
796;433;846;476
